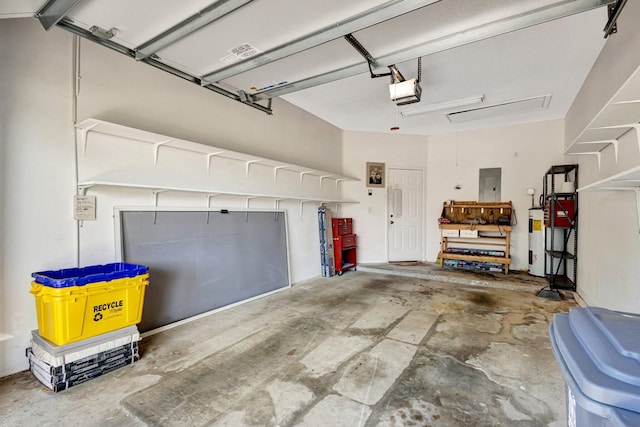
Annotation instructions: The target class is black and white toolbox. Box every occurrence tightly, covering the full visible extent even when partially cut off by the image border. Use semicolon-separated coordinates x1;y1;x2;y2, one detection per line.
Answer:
26;325;140;392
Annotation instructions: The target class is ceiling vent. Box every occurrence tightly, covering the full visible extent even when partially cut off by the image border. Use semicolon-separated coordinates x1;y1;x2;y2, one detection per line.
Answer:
447;95;552;123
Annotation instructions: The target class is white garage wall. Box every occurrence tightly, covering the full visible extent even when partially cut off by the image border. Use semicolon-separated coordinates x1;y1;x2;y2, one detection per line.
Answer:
426;120;566;270
341;131;429;262
572;112;640;313
564;0;640;313
0;18;344;377
340;122;565;270
0;19;76;378
75;40;342;173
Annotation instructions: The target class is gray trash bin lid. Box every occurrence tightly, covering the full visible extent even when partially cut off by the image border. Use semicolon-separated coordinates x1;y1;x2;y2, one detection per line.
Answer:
552;306;640;412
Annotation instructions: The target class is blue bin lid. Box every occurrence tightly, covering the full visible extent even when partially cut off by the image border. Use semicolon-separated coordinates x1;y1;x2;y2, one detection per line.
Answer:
551;307;640;413
32;262;149;288
571;307;640;385
550;320;640;424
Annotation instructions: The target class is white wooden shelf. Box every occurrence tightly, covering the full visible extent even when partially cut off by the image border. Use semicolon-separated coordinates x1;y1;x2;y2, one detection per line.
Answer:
77;180;358;218
75;118;360;219
76;118;359;186
438;223;512;275
567;66;640;166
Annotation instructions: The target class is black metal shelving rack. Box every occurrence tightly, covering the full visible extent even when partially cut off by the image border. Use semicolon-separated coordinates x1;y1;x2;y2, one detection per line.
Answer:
543;164;578;291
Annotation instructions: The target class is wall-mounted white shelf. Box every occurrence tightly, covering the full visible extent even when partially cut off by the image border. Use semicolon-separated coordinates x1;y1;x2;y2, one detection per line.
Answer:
578;165;640;232
567;66;640;160
77;180;358;219
76;118;359;187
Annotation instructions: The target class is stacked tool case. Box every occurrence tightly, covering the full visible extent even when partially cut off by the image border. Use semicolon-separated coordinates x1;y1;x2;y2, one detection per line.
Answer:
332;218;357;275
27;326;140;392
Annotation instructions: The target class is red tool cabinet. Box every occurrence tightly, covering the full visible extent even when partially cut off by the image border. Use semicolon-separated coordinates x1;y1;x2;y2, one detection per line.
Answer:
332;218;357;275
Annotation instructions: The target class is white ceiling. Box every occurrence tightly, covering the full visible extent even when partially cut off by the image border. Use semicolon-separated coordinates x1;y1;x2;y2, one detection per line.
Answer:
3;0;612;136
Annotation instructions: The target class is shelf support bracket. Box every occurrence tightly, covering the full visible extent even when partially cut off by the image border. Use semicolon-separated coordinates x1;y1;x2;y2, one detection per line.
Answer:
319;175;333;188
273;166;287;181
274;199;285;220
593;123;640;154
151;190;167;225
568;151;601;171
300;171;313;184
335;178;346;189
152;190;167;207
206;193;220;208
206;151;226;173
77;183;94;196
245;196;258;209
245;160;261;178
153;140;171;166
577;139;619;163
79;122;100;155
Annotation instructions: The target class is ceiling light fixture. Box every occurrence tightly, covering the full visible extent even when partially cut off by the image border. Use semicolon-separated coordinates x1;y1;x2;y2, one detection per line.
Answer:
400;95;485;117
447;95;551;123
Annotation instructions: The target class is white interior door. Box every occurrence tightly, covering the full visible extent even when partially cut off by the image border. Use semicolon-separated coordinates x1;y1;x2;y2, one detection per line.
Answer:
388;168;423;262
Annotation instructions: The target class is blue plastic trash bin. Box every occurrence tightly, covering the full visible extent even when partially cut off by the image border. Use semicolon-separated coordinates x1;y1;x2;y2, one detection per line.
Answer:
549;307;640;426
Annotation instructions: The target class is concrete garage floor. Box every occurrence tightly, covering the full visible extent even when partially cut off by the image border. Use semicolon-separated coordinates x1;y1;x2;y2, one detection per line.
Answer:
0;264;575;426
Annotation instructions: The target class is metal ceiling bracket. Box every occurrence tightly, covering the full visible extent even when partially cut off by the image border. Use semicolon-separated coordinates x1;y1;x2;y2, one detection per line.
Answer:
36;0;85;30
252;0;615;101
344;33;405;81
200;0;441;84
604;0;627;38
135;0;254;60
239;90;250;103
88;25;116;40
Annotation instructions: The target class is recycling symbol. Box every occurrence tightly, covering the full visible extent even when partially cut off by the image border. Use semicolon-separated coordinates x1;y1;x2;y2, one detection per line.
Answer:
94;312;103;322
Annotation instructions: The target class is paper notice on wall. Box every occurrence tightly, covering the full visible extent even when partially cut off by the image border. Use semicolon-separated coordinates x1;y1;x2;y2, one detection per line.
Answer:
74;195;96;221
